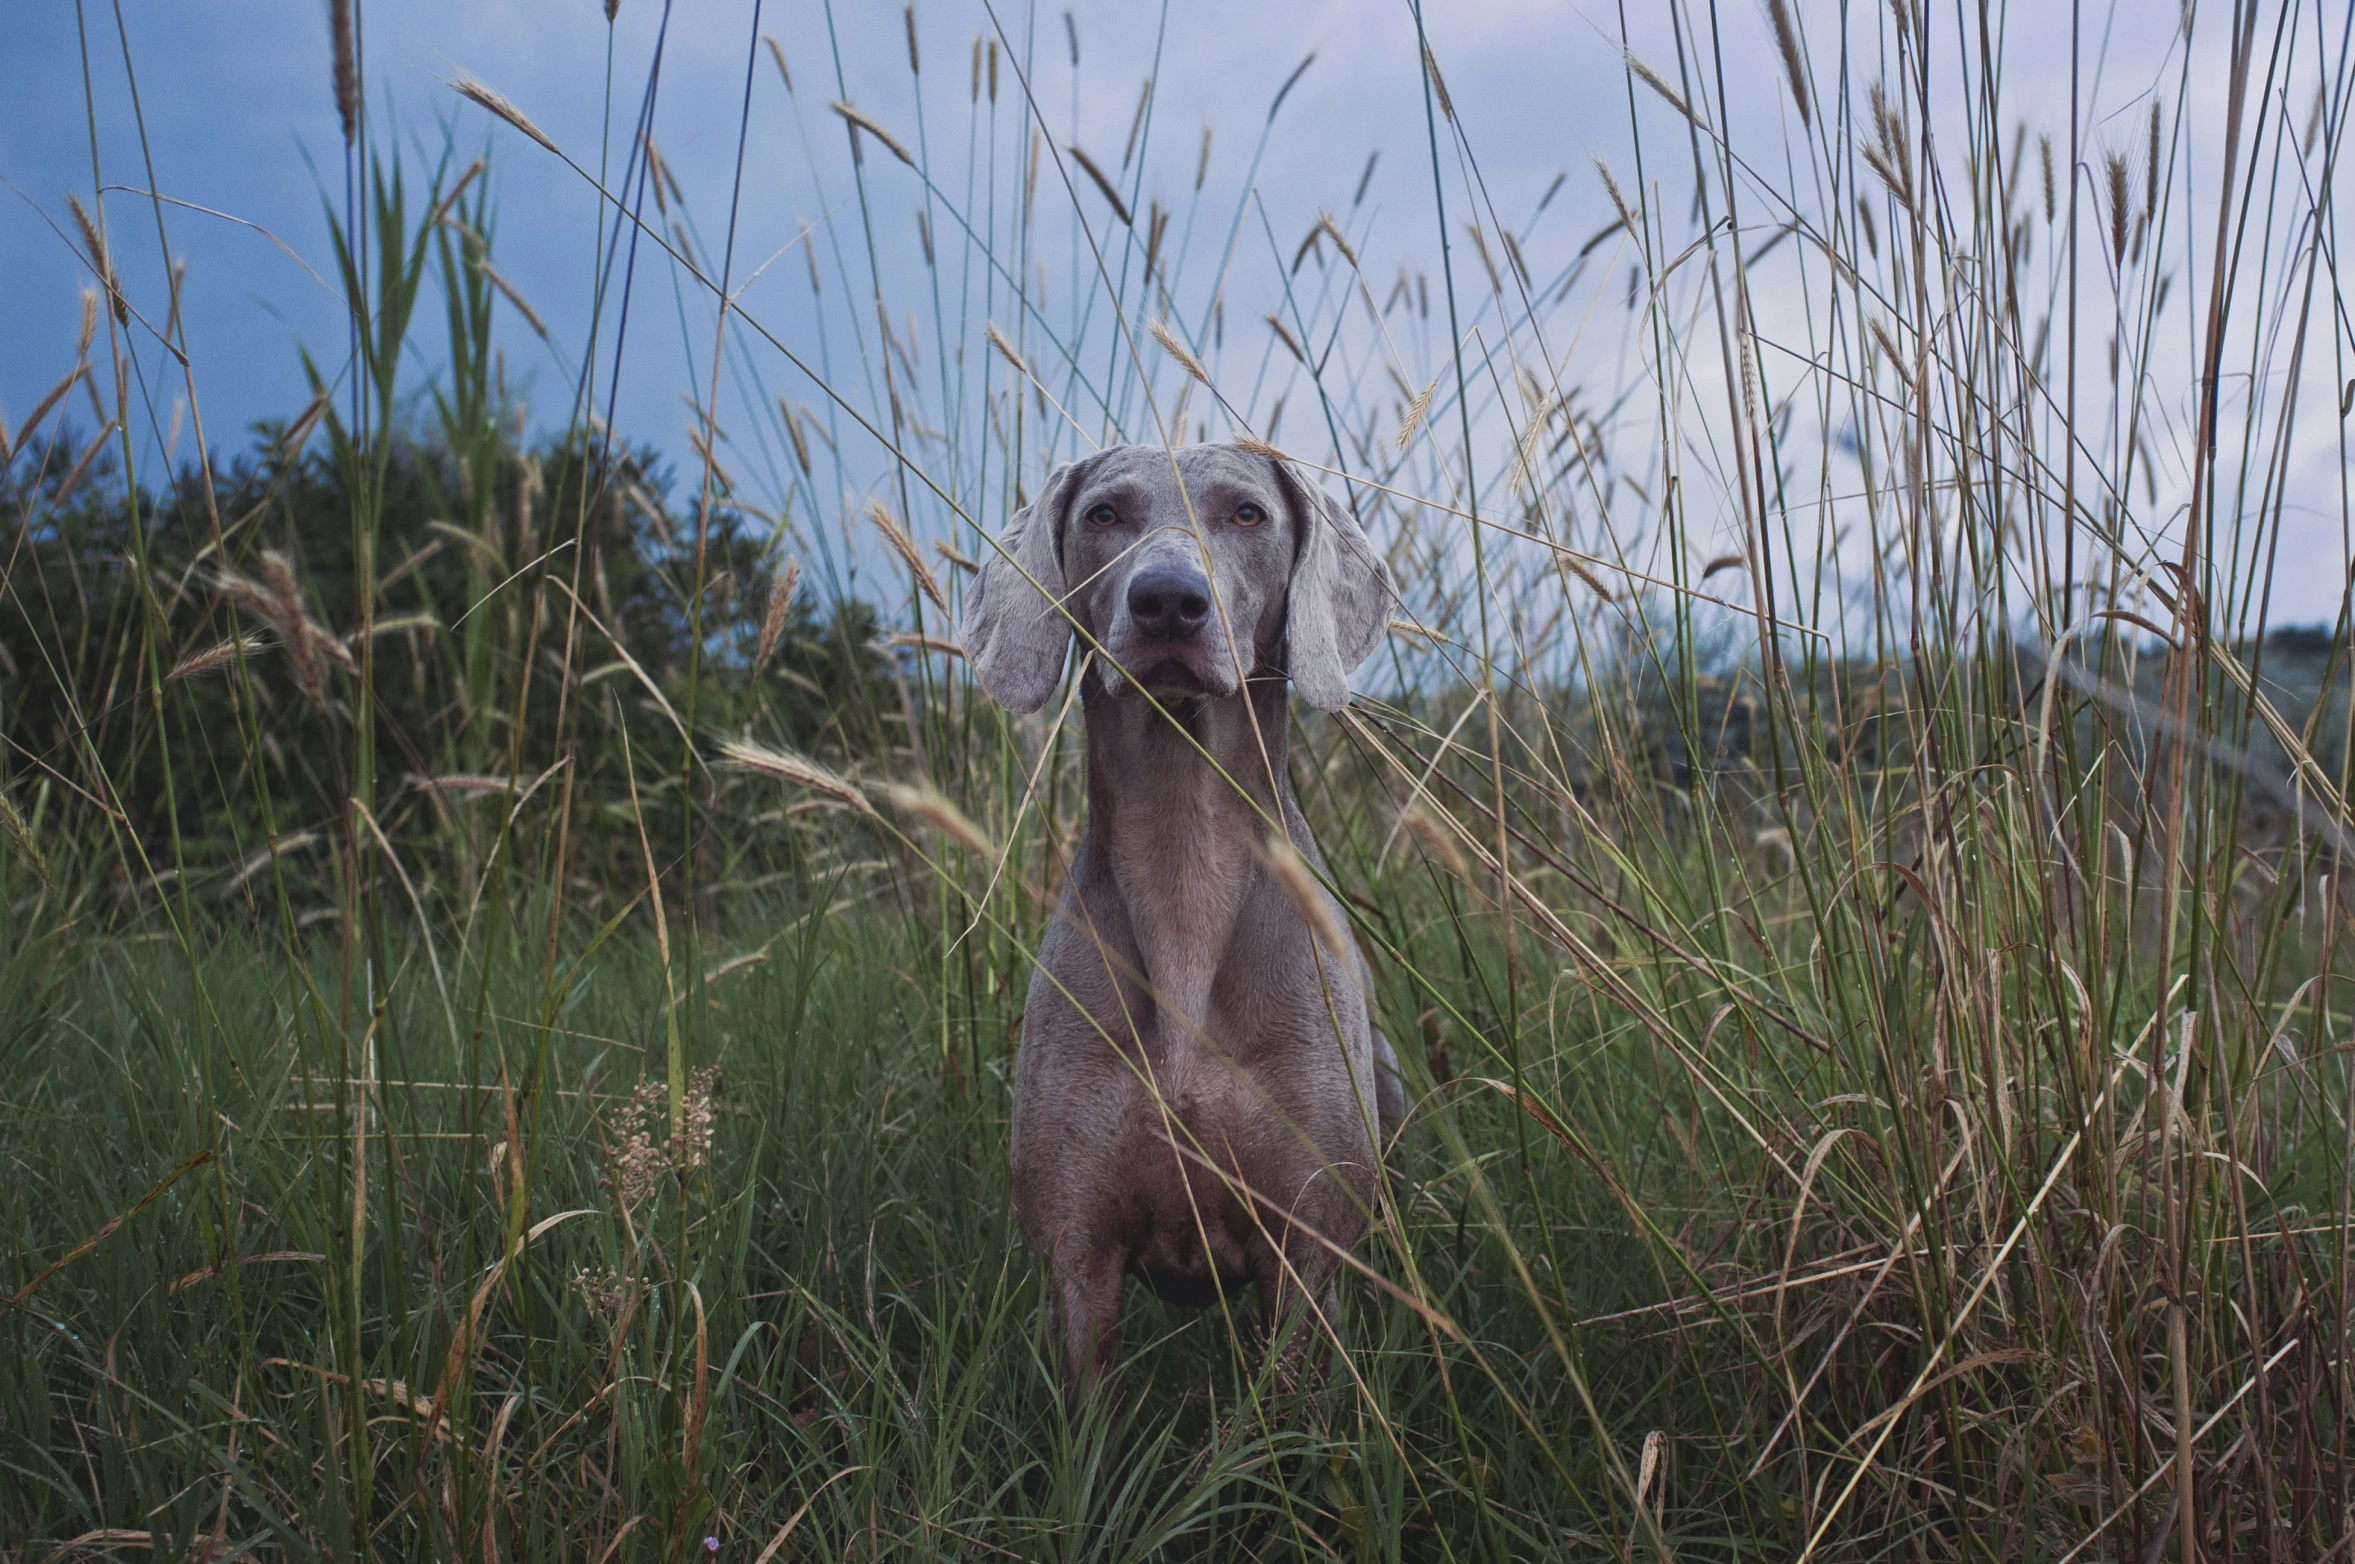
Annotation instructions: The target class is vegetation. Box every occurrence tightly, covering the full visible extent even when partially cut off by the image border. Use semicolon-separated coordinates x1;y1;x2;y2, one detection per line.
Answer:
5;3;2355;1560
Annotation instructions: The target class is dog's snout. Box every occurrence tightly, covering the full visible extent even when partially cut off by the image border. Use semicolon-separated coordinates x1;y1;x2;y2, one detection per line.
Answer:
1126;567;1212;641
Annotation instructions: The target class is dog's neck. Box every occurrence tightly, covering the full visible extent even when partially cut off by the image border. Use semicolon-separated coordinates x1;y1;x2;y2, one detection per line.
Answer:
1080;673;1292;1050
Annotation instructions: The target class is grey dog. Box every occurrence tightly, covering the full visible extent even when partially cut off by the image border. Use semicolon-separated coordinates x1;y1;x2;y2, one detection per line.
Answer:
960;441;1402;1395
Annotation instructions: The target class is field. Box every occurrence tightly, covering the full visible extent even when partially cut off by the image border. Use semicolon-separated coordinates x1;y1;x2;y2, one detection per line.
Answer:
6;2;2355;1559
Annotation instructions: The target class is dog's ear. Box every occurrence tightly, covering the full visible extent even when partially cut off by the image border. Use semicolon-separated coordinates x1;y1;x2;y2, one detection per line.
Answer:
961;456;1093;713
1274;461;1392;711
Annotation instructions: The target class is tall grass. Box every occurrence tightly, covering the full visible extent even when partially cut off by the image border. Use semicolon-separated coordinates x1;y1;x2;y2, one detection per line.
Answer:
5;1;2355;1559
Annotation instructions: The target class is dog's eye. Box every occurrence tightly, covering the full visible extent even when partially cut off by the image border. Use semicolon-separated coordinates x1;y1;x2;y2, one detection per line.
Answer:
1084;503;1119;528
1233;502;1266;527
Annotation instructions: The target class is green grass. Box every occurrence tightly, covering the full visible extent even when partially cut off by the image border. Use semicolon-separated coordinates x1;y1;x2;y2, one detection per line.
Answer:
7;0;2355;1558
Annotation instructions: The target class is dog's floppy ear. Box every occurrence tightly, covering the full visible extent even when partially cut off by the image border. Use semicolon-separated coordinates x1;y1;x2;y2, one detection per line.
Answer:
961;456;1093;713
1274;461;1392;711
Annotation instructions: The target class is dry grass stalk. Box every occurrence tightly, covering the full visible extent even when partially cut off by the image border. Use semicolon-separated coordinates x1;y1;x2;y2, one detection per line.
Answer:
453;75;561;158
865;500;948;612
475;261;547;338
752;557;802;672
1148;318;1211;387
832;100;914;166
330;0;358;143
883;783;995;856
69;195;127;326
1067;144;1132;225
763;34;791;92
1261;837;1350;957
717;738;875;816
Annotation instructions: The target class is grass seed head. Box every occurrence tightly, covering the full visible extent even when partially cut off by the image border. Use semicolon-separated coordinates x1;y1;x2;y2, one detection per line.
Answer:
753;557;801;672
1401;805;1470;881
866;500;948;611
69;195;127;326
1768;0;1810;128
167;634;267;683
718;738;875;816
884;783;995;857
1261;836;1350;957
453;74;561;158
1148;317;1211;387
330;0;358;142
832;100;914;166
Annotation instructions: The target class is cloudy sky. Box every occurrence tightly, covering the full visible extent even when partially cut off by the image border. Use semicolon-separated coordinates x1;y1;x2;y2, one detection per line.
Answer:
6;0;2346;631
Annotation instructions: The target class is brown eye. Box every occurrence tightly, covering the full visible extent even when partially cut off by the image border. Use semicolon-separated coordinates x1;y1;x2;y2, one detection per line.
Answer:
1085;503;1118;528
1234;502;1266;527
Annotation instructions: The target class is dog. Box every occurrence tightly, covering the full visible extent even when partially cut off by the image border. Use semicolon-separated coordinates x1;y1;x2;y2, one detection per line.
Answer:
960;441;1402;1395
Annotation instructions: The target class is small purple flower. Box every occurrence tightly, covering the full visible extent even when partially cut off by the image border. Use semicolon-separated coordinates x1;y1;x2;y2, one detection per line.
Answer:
703;1540;719;1554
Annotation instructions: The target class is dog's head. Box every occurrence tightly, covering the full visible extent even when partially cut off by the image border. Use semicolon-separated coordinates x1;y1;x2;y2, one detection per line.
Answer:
960;443;1391;713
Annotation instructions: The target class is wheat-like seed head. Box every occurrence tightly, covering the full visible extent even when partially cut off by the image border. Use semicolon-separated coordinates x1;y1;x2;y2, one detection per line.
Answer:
1261;837;1350;958
753;557;801;672
883;783;995;857
1400;806;1470;881
866;500;948;612
1396;374;1438;456
69;195;126;326
717;738;876;816
1148;318;1210;388
166;634;268;684
476;261;547;338
1627;53;1700;127
77;289;97;360
1314;211;1360;271
1067;144;1133;226
1768;0;1810;129
832;101;914;167
763;35;790;92
1231;433;1284;461
984;320;1028;379
329;0;358;142
2106;151;2130;264
453;74;561;158
1421;43;1453;121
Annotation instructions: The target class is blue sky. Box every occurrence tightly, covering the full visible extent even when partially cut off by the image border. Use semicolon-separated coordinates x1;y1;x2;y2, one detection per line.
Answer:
5;1;2346;631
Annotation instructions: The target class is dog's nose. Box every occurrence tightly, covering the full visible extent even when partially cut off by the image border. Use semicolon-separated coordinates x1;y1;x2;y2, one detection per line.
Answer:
1126;567;1212;641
